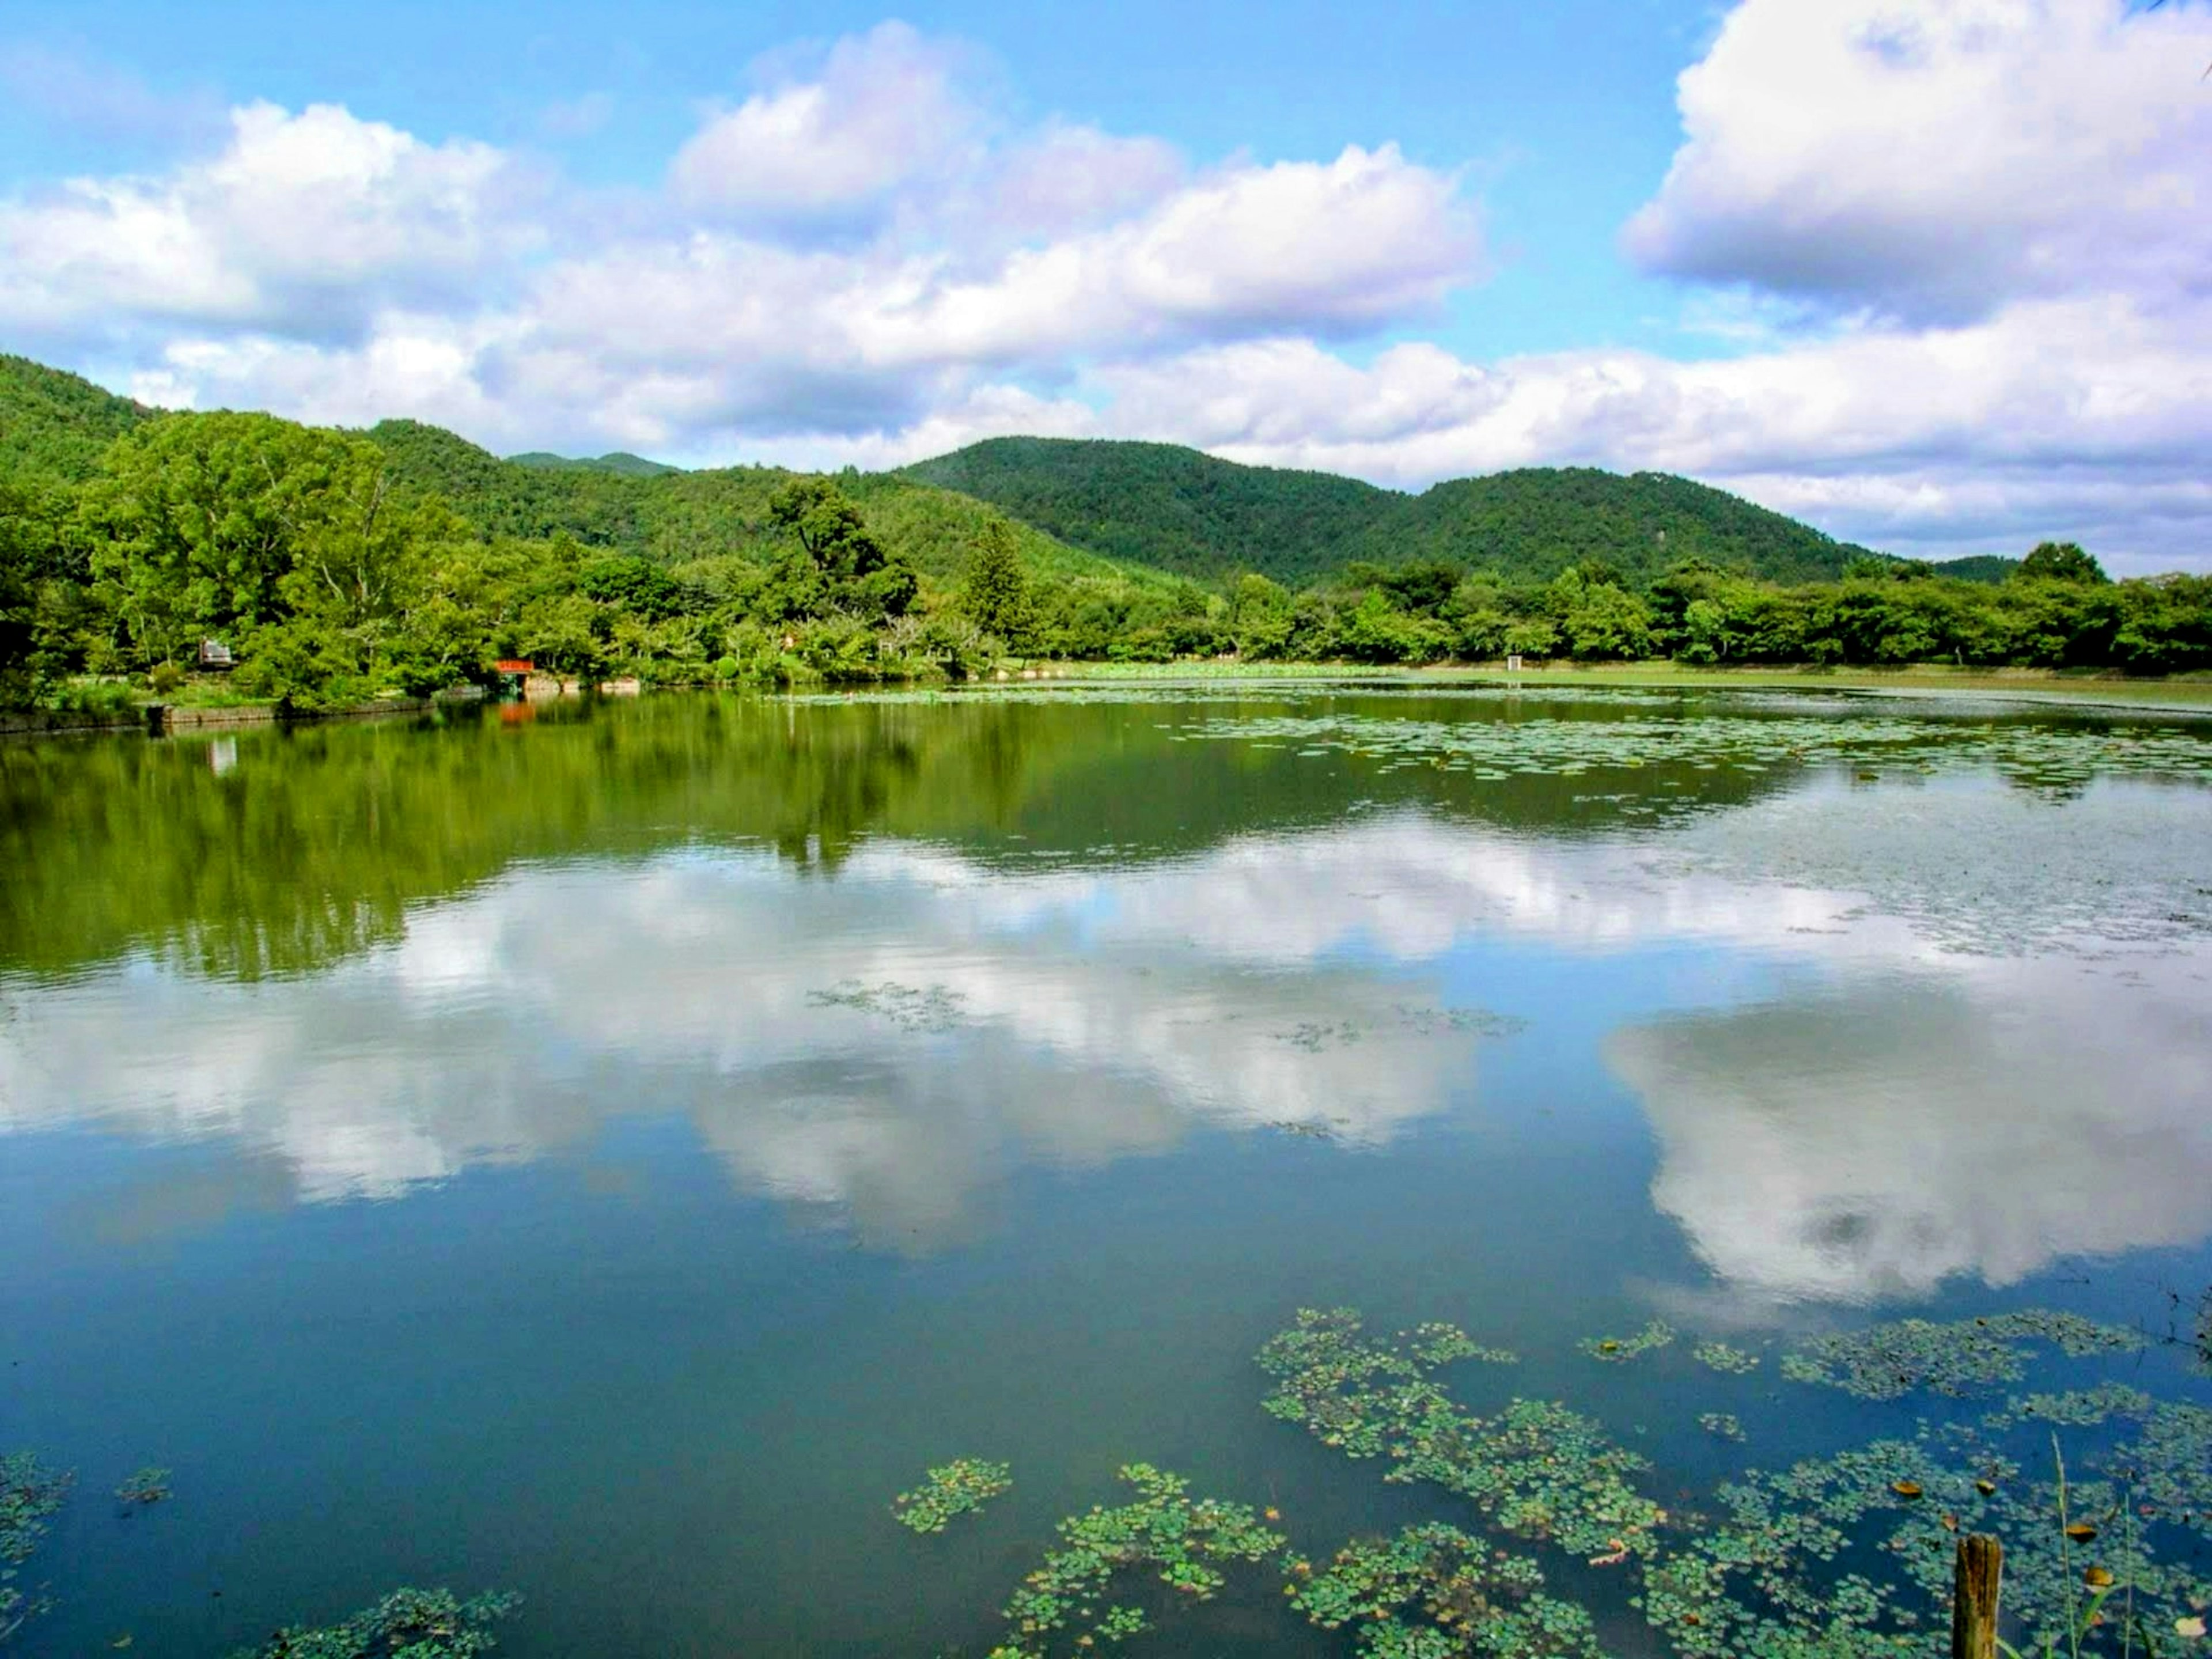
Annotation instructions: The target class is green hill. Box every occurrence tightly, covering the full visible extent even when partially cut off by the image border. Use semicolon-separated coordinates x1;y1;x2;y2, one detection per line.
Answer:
0;354;149;485
509;449;683;478
365;419;1161;587
902;437;1904;588
1357;466;1880;587
902;437;1393;585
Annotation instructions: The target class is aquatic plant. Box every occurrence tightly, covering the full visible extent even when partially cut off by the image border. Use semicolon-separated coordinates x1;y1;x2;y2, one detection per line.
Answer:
1290;1522;1605;1658
1581;1320;1676;1363
113;1467;171;1508
1692;1341;1761;1376
806;980;967;1033
987;1463;1284;1657
1699;1412;1746;1443
1256;1309;1664;1560
0;1453;71;1645
229;1587;519;1658
892;1458;1013;1535
1779;1312;2144;1401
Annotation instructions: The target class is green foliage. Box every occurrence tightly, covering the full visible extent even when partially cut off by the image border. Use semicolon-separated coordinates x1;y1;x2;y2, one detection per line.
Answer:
1290;1522;1605;1658
2018;541;2109;585
1256;1308;1664;1560
962;520;1034;648
988;1463;1285;1657
1778;1312;2145;1402
891;1457;1012;1533
1692;1340;1762;1375
1580;1319;1676;1362
113;1466;172;1506
4;353;2210;704
1;1452;71;1644
229;1588;519;1658
0;355;147;486
904;436;1392;585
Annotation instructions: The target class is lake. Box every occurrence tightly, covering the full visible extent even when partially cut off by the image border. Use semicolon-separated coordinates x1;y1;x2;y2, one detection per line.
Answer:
4;682;2211;1658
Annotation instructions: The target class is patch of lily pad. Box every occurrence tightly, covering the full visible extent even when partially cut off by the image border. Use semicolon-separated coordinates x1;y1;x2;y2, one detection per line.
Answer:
229;1587;520;1658
892;1457;1013;1535
1257;1308;1665;1561
1692;1341;1762;1376
987;1463;1284;1657
805;980;967;1033
1;1452;70;1645
1290;1522;1605;1658
1779;1311;2145;1401
1581;1320;1676;1363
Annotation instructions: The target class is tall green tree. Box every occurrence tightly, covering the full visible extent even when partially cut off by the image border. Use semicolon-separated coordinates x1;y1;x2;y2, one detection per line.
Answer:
961;519;1033;647
2016;540;2109;585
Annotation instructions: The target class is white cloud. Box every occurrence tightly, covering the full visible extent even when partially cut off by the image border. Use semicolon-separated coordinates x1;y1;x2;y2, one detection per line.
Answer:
0;100;535;342
668;22;983;232
9;9;2212;567
1623;0;2212;324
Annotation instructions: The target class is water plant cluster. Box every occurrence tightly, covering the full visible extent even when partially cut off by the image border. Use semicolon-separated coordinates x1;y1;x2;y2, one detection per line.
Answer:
806;980;968;1033
229;1587;520;1658
1;1453;71;1644
986;1463;1286;1657
1187;710;2212;791
1692;1341;1762;1374
1289;1522;1605;1658
1255;1309;1664;1561
1581;1320;1676;1363
1778;1311;2146;1400
891;1458;1013;1535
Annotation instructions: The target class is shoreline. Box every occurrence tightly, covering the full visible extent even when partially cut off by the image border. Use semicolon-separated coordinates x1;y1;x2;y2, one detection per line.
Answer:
6;661;2211;741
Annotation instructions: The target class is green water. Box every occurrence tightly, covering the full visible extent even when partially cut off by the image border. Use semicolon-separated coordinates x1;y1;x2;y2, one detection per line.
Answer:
3;685;2210;1657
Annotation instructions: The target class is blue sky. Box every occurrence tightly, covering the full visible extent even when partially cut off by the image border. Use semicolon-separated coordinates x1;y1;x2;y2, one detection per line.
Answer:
3;1;2209;569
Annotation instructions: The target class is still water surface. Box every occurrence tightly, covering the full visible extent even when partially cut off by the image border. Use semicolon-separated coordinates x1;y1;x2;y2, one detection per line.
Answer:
3;685;2211;1656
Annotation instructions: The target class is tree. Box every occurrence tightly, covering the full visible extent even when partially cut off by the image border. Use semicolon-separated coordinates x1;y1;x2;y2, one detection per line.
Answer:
2016;540;2109;585
77;412;427;665
765;478;917;621
961;520;1033;648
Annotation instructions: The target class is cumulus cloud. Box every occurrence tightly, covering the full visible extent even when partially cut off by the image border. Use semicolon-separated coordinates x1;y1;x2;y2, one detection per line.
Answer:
668;22;984;233
0;100;535;344
1623;0;2212;323
8;7;2212;567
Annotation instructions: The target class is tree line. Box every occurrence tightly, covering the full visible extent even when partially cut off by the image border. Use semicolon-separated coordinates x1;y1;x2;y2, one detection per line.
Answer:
3;406;2209;712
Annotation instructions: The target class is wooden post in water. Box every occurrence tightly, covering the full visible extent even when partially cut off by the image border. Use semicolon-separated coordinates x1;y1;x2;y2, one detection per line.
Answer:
1952;1533;2002;1659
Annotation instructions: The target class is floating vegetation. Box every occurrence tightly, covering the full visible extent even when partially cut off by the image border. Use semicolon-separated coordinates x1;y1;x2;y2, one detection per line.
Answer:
1;1452;71;1644
1407;1323;1519;1368
805;980;966;1033
1581;1320;1676;1363
1290;1522;1604;1658
892;1458;1013;1535
1267;1118;1342;1141
1256;1309;1664;1560
1184;708;2212;794
1979;1383;2155;1433
229;1588;520;1658
112;1467;171;1508
1278;1021;1362;1052
1280;1006;1527;1053
988;1464;1283;1658
1391;1004;1529;1040
1699;1413;1746;1443
1779;1310;2145;1400
1691;1340;1761;1376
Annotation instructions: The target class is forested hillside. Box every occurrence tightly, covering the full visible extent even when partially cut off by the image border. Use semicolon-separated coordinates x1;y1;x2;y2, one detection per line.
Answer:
0;354;147;484
902;436;1992;588
3;350;2206;715
901;437;1395;583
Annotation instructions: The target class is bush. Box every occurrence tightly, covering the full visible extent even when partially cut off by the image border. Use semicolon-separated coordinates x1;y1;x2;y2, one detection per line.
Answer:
714;654;740;680
147;661;185;694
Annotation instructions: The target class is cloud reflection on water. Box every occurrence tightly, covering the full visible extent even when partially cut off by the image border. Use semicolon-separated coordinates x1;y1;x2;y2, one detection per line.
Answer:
5;804;2210;1296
